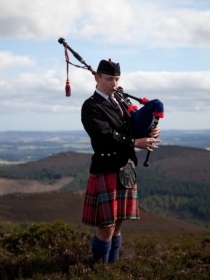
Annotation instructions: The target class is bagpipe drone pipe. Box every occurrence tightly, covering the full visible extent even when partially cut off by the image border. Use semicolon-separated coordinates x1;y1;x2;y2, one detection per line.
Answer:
58;37;164;166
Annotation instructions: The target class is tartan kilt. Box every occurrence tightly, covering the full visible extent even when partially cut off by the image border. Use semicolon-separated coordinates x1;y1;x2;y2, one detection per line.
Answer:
82;172;140;227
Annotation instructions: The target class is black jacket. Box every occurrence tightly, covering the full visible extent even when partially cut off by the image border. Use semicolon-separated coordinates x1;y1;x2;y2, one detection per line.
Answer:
81;91;137;173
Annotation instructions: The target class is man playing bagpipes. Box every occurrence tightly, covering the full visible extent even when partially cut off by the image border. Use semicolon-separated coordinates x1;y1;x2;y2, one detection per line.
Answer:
81;59;161;263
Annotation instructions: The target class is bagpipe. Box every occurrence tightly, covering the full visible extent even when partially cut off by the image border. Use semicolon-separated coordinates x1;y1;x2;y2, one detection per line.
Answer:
58;37;164;167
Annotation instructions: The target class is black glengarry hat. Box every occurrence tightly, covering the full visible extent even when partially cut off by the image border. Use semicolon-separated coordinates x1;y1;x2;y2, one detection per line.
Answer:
97;60;121;76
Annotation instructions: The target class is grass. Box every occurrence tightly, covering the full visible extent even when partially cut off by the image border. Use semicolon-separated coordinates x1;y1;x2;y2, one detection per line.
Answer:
0;221;209;280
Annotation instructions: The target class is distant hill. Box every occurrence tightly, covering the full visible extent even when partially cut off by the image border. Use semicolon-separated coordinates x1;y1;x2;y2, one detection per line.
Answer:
0;129;209;164
0;145;209;181
0;145;209;228
0;151;91;180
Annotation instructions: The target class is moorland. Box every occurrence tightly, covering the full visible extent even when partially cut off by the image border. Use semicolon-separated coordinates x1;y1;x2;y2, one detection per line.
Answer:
0;131;210;279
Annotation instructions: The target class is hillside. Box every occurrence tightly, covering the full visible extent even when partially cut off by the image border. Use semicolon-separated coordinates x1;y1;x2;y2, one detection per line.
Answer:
135;146;210;227
0;145;209;228
0;151;91;180
0;190;208;234
136;145;210;182
0;177;73;196
0;145;209;182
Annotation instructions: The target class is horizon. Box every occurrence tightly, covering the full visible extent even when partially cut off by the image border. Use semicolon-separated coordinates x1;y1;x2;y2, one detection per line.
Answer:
0;128;210;132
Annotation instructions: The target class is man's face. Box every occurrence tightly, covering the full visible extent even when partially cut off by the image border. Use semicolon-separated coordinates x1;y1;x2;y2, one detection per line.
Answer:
95;74;120;96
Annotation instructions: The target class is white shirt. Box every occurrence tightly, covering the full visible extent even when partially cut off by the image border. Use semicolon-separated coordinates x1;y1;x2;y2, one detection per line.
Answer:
95;89;110;101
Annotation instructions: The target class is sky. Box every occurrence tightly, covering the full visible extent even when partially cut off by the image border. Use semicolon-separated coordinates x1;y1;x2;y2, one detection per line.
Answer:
0;0;210;131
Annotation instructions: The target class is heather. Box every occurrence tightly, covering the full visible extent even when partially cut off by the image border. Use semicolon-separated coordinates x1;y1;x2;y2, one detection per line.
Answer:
0;221;209;279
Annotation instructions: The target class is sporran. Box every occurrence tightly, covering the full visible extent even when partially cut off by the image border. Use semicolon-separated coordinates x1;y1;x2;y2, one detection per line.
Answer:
118;159;136;188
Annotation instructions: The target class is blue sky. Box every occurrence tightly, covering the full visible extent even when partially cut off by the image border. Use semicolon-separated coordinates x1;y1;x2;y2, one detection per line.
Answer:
0;0;210;131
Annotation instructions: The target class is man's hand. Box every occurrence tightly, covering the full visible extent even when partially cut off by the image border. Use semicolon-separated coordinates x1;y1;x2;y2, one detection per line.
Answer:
149;125;161;138
134;137;161;151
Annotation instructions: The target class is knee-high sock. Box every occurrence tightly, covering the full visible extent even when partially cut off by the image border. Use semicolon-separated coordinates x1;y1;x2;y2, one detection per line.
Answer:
92;235;111;263
108;235;122;262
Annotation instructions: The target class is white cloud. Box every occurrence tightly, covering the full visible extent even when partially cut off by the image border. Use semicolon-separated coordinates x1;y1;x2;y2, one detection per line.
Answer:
11;68;95;99
77;0;135;43
122;71;210;112
0;0;81;39
0;66;95;115
0;0;134;42
1;0;209;47
0;67;209;114
151;10;210;47
124;71;210;92
0;51;35;69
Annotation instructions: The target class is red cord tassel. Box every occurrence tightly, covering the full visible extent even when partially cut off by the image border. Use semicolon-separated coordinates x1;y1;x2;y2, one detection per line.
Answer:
65;79;71;97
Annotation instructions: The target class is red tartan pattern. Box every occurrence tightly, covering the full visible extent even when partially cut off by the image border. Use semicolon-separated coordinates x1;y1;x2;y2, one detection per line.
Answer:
82;172;140;227
109;94;124;118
